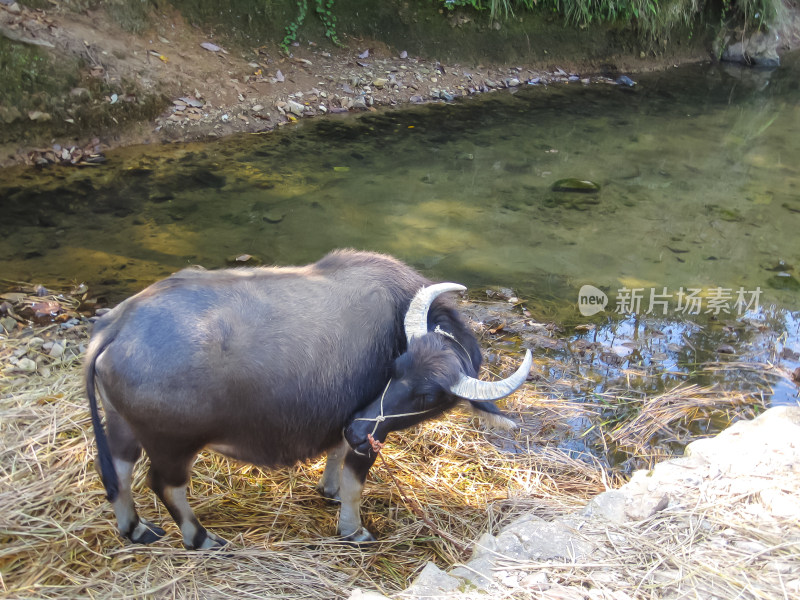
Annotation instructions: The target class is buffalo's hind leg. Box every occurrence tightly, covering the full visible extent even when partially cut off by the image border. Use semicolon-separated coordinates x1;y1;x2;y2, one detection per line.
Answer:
337;449;377;543
146;452;228;550
103;408;166;544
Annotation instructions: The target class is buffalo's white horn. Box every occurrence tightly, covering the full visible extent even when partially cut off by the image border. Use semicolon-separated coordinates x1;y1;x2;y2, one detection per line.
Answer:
449;348;532;401
404;282;467;342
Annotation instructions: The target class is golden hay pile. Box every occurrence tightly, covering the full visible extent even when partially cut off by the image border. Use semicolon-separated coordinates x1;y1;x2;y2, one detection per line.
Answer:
0;339;606;599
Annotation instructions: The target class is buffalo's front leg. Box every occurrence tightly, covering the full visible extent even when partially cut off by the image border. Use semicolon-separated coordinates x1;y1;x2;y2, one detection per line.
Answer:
317;438;349;502
337;449;377;542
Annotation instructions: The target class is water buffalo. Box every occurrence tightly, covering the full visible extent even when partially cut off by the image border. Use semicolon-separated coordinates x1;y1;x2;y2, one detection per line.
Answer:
85;249;531;549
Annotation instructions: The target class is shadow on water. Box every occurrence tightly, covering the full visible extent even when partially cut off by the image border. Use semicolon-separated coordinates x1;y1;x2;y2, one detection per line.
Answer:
1;57;798;470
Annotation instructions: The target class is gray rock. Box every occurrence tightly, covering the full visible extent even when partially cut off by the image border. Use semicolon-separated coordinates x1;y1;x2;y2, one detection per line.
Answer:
1;317;17;333
497;514;594;560
27;337;45;348
286;100;305;116
583;490;628;524
15;358;37;373
552;178;601;193
520;571;549;588
722;30;780;67
403;562;463;598
226;254;262;266
48;343;65;359
262;210;284;224
470;532;497;560
625;492;670;521
449;556;497;590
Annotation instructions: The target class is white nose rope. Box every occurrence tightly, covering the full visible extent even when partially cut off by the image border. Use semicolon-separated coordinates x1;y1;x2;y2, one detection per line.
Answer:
349;326;493;456
350;379;436;456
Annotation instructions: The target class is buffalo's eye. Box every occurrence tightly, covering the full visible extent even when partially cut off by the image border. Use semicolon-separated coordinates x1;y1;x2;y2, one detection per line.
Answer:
417;393;437;408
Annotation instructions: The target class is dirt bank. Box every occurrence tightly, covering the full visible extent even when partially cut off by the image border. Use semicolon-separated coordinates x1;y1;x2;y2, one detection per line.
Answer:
0;1;712;168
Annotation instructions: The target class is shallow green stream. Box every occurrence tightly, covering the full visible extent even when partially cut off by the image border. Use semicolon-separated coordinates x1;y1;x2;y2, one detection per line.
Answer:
2;59;799;310
1;55;799;466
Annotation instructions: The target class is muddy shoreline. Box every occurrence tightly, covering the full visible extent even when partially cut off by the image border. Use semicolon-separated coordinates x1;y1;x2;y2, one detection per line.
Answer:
0;1;714;168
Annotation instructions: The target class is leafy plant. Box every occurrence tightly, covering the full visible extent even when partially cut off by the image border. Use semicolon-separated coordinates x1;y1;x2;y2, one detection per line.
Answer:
436;0;785;43
315;0;340;45
281;0;341;53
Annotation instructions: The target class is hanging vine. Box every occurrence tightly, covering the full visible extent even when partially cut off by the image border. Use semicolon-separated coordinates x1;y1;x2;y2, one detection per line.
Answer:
281;0;341;53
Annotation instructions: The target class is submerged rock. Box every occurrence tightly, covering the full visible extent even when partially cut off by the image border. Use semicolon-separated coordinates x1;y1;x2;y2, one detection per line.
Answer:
544;193;602;211
226;254;262;266
552;178;600;193
767;273;800;291
762;260;793;272
262;210;284;224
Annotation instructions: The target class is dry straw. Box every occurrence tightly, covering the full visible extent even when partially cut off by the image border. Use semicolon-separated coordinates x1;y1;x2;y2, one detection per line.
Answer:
0;334;604;599
1;311;788;599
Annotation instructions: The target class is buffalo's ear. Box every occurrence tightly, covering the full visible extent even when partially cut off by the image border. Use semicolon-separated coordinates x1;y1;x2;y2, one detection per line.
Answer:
467;400;517;430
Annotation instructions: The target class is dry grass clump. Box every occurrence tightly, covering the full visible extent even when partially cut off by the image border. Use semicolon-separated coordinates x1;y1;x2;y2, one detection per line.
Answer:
0;347;604;598
604;383;768;466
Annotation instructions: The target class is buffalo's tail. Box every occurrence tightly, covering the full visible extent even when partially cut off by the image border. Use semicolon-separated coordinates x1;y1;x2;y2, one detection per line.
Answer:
85;337;119;502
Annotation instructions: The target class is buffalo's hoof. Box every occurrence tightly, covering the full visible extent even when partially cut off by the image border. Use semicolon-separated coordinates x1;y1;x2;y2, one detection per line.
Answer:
316;484;341;504
128;519;166;544
185;530;229;550
341;526;376;545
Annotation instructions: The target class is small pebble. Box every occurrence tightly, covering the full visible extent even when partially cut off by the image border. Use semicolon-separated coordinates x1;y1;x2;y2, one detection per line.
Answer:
15;358;37;373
